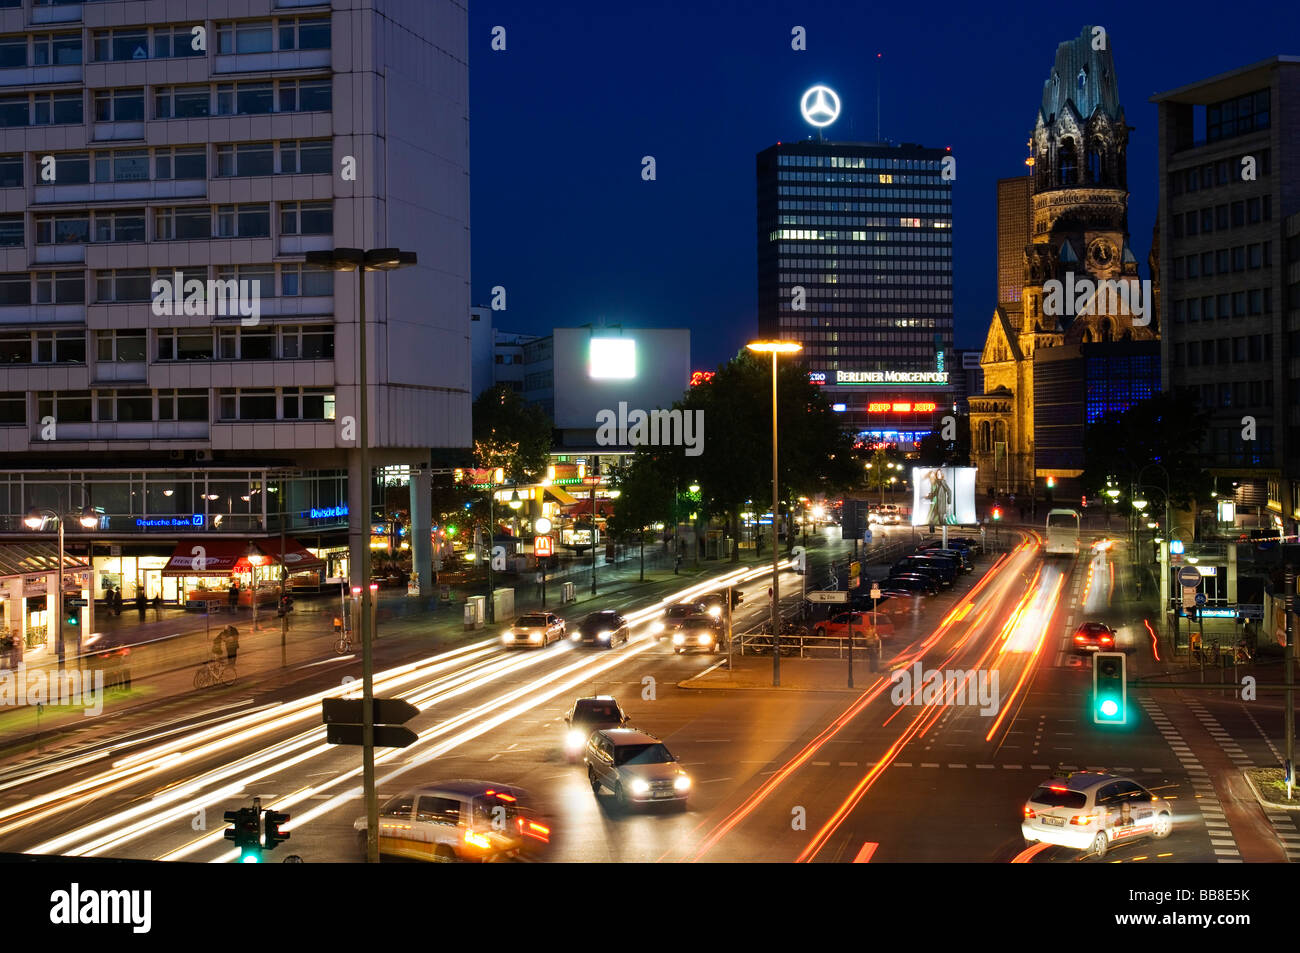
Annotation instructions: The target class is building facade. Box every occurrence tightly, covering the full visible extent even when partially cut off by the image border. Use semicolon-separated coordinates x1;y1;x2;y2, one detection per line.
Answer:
0;0;470;641
756;138;954;447
1152;57;1300;534
971;26;1159;500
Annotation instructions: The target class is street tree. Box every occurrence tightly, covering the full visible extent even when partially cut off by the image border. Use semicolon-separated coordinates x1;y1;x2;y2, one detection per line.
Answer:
472;385;552;483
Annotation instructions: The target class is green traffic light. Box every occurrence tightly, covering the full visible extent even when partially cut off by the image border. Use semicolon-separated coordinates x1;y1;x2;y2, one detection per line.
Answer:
1099;698;1119;719
240;849;261;863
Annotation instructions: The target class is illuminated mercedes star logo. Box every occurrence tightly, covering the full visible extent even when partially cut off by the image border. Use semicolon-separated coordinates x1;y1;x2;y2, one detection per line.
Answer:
800;85;841;128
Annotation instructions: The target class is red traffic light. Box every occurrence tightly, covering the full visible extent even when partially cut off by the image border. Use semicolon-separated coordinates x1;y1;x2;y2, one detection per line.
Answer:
992;507;1001;520
263;809;290;851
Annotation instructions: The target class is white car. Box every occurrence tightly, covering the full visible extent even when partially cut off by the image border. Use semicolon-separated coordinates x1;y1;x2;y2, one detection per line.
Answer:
585;729;691;808
1021;772;1173;858
502;612;566;648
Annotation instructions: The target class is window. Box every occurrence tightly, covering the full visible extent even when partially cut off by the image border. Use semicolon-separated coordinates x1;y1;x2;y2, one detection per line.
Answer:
281;324;333;359
157;388;208;421
240;327;275;360
92;29;146;62
96;389;152;422
1201;208;1214;233
214;264;274;302
1232;201;1245;228
93;88;144;123
279;16;330;51
0;215;20;246
215;204;270;238
1207;88;1270;142
282;387;335;420
1216;249;1230;273
37;390;91;422
216;142;273;178
155;206;211;241
0;154;19;187
278;78;330;113
95;269;151;303
93;209;145;243
34;332;84;365
97;329;147;362
217;21;274;55
0;392;23;424
1249;244;1262;269
34;271;84;304
216;82;273;116
1186;255;1198;278
0;271;27;305
1215;205;1229;231
1233;291;1246;316
0;331;26;363
1231;246;1245;272
154;85;210;119
33;33;81;66
280;139;330;174
415;796;460;826
1216;294;1229;319
1201;252;1213;276
0;36;25;69
280;263;333;296
157;329;213;361
155;146;205;180
0;95;24;127
33;91;83;125
1233;337;1247;362
217;389;276;420
1248;197;1261;224
35;212;89;245
1184;211;1197;237
93;149;148;183
153;25;204;59
280;201;332;236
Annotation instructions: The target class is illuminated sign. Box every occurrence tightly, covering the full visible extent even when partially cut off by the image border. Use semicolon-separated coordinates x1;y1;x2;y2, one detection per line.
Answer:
831;403;847;412
136;514;205;528
534;535;554;557
867;401;938;413
589;338;636;379
809;371;827;385
837;371;949;385
800;85;841;128
689;370;715;387
308;505;348;519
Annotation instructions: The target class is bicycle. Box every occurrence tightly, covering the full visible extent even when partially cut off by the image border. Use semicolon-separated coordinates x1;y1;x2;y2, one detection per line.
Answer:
335;634;353;655
194;658;236;689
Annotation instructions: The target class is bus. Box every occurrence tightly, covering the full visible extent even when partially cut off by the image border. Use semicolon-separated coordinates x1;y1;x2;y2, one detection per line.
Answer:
1044;508;1081;556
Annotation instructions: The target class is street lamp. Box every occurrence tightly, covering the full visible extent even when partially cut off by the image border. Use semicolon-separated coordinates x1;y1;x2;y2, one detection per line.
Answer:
306;246;417;865
746;339;802;687
23;500;96;670
245;542;266;633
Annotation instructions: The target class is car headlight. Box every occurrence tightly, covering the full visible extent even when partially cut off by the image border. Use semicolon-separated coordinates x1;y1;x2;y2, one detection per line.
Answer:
672;632;685;644
651;620;665;633
708;606;722;618
530;632;542;641
698;635;711;644
598;631;612;641
629;778;650;796
565;729;585;749
674;775;691;791
570;632;581;641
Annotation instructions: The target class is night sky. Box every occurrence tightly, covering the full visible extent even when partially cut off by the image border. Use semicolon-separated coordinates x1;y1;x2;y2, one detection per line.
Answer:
469;1;1299;370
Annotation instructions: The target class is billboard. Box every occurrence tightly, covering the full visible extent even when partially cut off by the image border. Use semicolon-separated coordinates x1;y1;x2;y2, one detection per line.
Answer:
910;466;977;527
552;328;691;430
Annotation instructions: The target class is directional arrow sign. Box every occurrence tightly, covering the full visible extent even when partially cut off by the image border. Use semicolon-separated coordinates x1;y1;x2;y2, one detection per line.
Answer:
326;724;418;748
808;590;849;603
321;697;419;726
64;597;87;608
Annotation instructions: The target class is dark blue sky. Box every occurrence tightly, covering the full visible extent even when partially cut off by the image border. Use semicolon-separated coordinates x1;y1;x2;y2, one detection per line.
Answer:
469;1;1298;369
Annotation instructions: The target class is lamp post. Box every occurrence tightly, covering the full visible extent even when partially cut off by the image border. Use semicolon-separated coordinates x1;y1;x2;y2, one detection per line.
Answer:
23;499;97;671
689;483;700;567
747;339;802;687
306;246;417;865
245;542;266;632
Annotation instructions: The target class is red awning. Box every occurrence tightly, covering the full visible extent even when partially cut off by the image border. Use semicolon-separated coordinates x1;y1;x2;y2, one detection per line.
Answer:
564;499;614;518
258;537;325;573
162;539;254;576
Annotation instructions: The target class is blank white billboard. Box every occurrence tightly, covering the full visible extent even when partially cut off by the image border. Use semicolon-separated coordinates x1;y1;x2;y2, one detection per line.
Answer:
552;328;691;430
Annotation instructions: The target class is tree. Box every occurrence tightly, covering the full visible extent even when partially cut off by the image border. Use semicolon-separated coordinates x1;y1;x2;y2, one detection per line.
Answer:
608;453;675;580
472;385;552;483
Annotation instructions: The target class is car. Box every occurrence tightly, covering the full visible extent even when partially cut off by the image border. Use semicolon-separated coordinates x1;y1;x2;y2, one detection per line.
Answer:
879;577;934;598
1021;772;1173;858
573;609;631;648
584;728;691;808
353;781;551;862
893;555;956;586
918;546;973;571
83;633;132;691
563;695;629;760
698;589;742;619
671;614;725;654
655;600;708;639
876;503;902;524
813;610;894;641
1073;621;1116;653
948;536;984;555
501;612;566;648
887;572;941;595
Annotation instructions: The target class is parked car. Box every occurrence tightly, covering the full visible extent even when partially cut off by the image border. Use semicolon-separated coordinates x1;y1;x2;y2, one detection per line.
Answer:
886;572;941;595
812;610;894;641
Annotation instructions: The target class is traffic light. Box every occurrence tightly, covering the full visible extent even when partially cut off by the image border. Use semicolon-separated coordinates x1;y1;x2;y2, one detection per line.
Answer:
1092;652;1127;725
992;506;1001;521
1046;476;1055;489
65;609;79;627
263;809;290;852
224;807;262;862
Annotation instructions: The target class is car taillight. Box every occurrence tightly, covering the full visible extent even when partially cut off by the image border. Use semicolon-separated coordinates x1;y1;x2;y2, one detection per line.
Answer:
1023;806;1036;819
1069;814;1095;826
1101;636;1113;644
1074;634;1086;641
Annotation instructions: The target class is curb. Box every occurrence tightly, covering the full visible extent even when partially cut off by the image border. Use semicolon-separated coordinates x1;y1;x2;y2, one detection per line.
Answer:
1242;767;1300;812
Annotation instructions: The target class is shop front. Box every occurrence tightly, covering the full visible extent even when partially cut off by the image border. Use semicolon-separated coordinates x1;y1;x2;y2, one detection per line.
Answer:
162;537;329;606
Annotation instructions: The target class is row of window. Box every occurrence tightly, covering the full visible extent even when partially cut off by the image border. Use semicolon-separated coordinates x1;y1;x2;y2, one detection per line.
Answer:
1171;288;1271;323
1172;242;1272;279
1173;333;1273;368
777;257;951;273
0;324;335;366
0;264;332;308
777;273;952;287
777;182;942;198
1206;89;1271;144
1168;149;1270;196
0;79;330;128
777;302;950;314
1190;380;1275;411
777;199;952;213
800;346;939;358
28;387;336;425
778;154;945;171
775;285;951;301
774;243;953;258
0;32;80;68
10;201;332;247
1170;196;1271;239
777;216;952;229
777;316;947;330
779;170;952;187
770;229;951;243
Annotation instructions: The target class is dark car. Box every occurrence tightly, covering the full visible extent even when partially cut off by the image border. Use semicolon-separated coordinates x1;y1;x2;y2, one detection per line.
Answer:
1072;621;1116;653
886;572;941;595
891;557;953;586
656;601;707;640
919;546;973;571
574;610;631;648
698;589;742;619
948;536;984;555
563;695;629;761
879;576;934;598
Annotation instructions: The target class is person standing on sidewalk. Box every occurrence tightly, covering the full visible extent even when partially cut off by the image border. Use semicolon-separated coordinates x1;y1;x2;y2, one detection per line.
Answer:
228;582;239;612
135;589;146;619
112;587;122;616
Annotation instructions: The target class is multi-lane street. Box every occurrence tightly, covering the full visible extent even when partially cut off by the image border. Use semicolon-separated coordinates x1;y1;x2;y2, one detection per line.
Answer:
0;527;1290;865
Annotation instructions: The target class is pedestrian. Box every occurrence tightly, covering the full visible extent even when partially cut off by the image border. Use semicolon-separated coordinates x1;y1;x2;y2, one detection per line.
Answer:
152;593;162;620
112;587;122;616
228;582;239;612
674;552;682;575
221;624;240;665
135;589;146;619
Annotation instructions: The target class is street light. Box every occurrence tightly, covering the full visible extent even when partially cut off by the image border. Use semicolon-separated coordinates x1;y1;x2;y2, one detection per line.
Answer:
22;501;96;670
246;542;266;633
746;339;802;687
306;246;417;865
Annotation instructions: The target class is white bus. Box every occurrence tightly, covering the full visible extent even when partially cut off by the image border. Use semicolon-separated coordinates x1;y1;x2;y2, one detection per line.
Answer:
1044;508;1081;556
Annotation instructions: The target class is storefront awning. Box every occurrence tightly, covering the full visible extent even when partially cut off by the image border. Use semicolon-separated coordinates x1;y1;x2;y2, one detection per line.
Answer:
565;499;614;518
544;485;580;506
257;537;325;573
0;542;90;578
162;540;252;576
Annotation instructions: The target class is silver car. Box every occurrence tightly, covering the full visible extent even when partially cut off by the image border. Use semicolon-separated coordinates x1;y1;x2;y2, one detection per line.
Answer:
502;612;566;648
584;728;691;808
1021;771;1173;858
